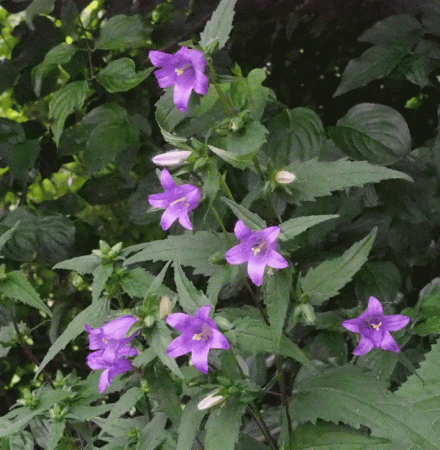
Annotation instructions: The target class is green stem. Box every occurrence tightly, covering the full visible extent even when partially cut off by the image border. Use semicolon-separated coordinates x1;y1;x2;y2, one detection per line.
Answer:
248;404;278;450
207;60;235;117
210;204;232;244
276;356;292;434
219;173;235;202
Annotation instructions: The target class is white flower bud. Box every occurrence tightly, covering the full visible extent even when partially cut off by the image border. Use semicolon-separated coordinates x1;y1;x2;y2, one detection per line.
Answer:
152;150;192;166
159;296;172;318
275;170;296;184
197;391;225;410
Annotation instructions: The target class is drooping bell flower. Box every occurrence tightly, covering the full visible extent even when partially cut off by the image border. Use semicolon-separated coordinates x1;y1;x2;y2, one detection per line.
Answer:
225;220;288;286
342;296;410;355
166;305;229;374
149;46;209;112
85;316;138;393
148;169;201;231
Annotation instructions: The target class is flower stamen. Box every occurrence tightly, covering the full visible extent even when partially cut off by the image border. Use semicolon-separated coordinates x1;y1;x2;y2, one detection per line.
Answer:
371;321;382;331
175;64;191;75
192;322;212;341
252;238;268;256
170;196;189;207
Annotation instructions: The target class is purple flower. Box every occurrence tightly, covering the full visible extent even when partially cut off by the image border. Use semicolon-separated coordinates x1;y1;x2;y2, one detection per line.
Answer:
149;46;209;112
166;305;229;374
85;316;138;393
225;220;289;286
148;169;201;231
342;296;410;355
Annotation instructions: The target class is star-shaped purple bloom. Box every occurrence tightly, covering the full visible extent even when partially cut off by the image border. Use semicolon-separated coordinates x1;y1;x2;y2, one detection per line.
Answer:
85;316;138;393
148;169;201;231
166;305;229;374
342;296;410;355
149;46;209;112
225;220;289;286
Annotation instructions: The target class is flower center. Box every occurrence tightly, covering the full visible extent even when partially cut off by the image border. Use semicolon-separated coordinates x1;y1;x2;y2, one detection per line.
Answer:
169;196;189;208
102;337;108;344
192;322;212;341
175;64;191;76
251;238;270;256
366;317;382;331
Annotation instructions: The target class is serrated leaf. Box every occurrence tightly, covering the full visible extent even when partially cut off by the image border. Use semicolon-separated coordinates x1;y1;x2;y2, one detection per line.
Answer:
279;215;339;241
9;431;35;450
0;271;51;316
26;0;54;29
221;197;266;230
288;421;389;450
208;144;254;169
47;420;65;450
205;398;246;450
264;270;291;350
124;231;231;277
244;69;270;121
91;263;113;303
136;413;168;450
291;365;440;449
49;81;88;145
120;267;171;299
199;0;237;51
53;254;101;275
97;58;153;93
224;121;268;156
328;103;412;165
177;398;207;450
0;221;20;254
300;228;377;305
287;158;412;204
174;263;210;315
95;14;150;50
36;298;109;377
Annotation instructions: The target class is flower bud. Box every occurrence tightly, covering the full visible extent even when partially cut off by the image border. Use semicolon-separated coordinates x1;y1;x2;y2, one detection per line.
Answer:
197;390;225;410
275;170;296;184
152;150;192;166
159;296;172;318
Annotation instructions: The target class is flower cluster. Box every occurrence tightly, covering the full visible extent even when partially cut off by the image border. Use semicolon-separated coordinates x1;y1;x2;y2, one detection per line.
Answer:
85;316;138;393
166;305;229;374
342;296;409;355
149;46;209;112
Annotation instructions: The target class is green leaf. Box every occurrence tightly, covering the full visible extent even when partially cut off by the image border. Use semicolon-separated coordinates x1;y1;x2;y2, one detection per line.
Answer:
124;231;231;277
47;420;65;450
26;0;55;29
0;221;20;254
0;271;51;316
199;0;237;51
300;227;377;305
221;197;266;230
287;158;412;203
174;263;210;315
205;398;246;450
287;421;389;450
8;139;41;182
95;14;150;50
358;14;424;48
91;263;113;303
8;431;35;450
176;399;207;450
208;144;254;169
226;317;312;368
224;121;268;156
97;58;153;93
243;69;270;121
264;270;291;350
53;254;101;275
136;413;168;450
291;365;440;449
36;298;109;377
49;81;88;145
279;215;339;241
333;46;407;97
328;103;412;165
31;44;77;96
120;267;172;299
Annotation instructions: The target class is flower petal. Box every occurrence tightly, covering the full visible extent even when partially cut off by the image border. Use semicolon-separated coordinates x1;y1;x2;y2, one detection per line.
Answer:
182;47;207;72
267;250;289;269
152;150;192;166
370;326;386;348
380;332;400;352
160;208;178;230
87;351;107;370
247;257;267;286
149;50;176;68
166;312;192;331
153;67;176;88
148;193;170;209
160;169;176;190
367;296;383;316
210;328;229;350
262;226;281;244
101;316;138;340
173;81;193;112
342;318;362;333
98;369;111;393
225;244;248;265
352;335;374;355
193;71;209;95
191;343;211;374
383;314;410;331
167;334;192;358
234;220;252;241
194;305;211;322
178;212;193;230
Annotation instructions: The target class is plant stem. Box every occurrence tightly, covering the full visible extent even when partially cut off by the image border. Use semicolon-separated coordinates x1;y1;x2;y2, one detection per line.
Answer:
219;173;235;202
276;356;292;434
207;60;235;117
210;204;232;244
248;404;278;450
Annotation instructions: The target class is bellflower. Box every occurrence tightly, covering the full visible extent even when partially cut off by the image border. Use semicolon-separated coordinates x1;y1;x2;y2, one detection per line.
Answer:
225;220;289;286
342;296;410;355
85;316;139;393
148;169;201;231
149;46;209;112
166;305;229;374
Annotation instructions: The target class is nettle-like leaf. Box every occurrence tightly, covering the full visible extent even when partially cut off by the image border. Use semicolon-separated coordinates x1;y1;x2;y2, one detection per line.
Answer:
0;221;20;256
291;365;440;449
208;144;254;170
279;215;339;241
0;271;51;316
299;227;377;305
221;197;266;230
124;231;231;277
96;58;153;93
176;399;207;450
204;399;246;450
199;0;237;51
95;14;150;50
328;103;412;165
49;80;88;145
286;421;390;450
52;254;101;275
287;158;412;203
